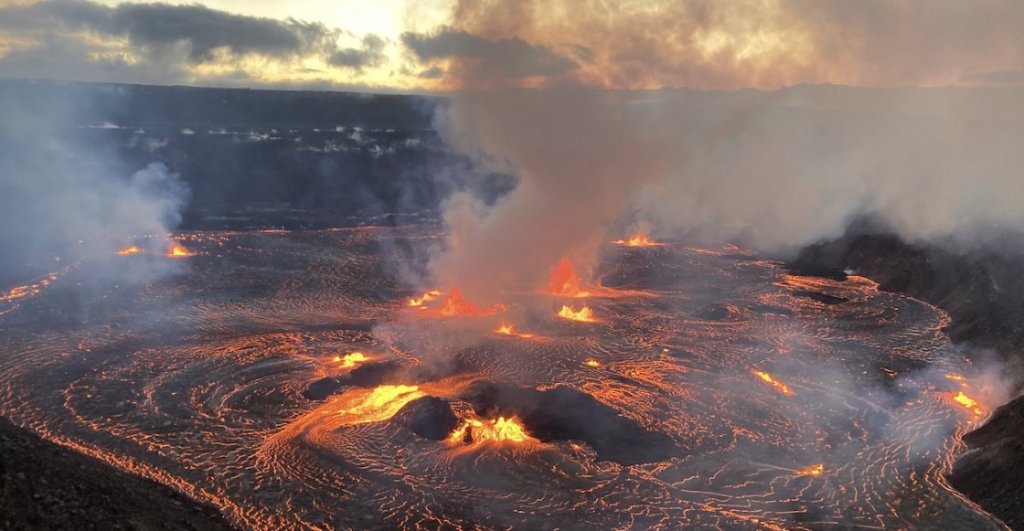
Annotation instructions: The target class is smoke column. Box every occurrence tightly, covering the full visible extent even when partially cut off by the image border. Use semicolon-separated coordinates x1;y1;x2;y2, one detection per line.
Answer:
0;82;190;287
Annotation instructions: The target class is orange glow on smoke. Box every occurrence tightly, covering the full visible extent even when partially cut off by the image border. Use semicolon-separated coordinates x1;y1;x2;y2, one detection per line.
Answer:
116;245;142;256
613;234;664;247
558;304;595;322
795;464;824;477
549;257;590;298
408;290;441;309
753;370;793;396
448;416;536;445
334;352;368;368
167;243;195;257
336;385;424;425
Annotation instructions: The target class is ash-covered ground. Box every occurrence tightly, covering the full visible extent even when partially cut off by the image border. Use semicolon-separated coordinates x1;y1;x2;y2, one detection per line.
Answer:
0;226;1005;529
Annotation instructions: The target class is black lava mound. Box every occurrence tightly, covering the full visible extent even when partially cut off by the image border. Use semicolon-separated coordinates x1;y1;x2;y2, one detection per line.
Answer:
392;396;459;441
461;381;681;465
303;377;347;400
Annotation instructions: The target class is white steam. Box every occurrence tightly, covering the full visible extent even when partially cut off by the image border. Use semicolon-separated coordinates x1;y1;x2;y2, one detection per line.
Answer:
429;85;1024;301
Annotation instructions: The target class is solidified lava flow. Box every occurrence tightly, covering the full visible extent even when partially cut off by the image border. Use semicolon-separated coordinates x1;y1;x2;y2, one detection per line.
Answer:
0;226;1007;530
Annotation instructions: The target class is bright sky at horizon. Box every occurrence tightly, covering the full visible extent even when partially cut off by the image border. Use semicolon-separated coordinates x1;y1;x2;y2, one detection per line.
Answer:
1;0;1022;92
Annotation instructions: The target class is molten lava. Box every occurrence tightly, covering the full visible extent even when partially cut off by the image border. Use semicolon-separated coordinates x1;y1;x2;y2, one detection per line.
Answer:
337;385;424;425
495;324;515;335
558;304;595;322
167;243;195;257
493;323;536;339
408;290;441;309
752;370;794;396
584;358;602;368
333;352;368;368
795;464;824;477
448;416;536;445
952;391;983;416
117;245;142;256
438;288;503;316
549;257;590;298
613;234;664;247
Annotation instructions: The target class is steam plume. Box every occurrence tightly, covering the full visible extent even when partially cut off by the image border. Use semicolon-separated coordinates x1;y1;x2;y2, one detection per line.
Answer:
0;82;190;286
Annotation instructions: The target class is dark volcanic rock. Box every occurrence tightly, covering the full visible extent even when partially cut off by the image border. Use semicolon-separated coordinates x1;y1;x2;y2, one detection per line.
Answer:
791;290;848;305
0;416;233;530
348;361;406;387
303;377;346;400
392;396;459;441
949;396;1024;529
462;381;680;465
694;303;736;320
794;227;1024;354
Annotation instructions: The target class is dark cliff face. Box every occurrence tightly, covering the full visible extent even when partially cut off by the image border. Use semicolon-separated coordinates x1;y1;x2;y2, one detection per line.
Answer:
0;416;234;530
794;229;1024;361
949;395;1024;530
792;224;1024;528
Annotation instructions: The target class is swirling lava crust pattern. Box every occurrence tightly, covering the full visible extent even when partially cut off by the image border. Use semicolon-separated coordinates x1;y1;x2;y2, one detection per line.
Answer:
0;227;1005;529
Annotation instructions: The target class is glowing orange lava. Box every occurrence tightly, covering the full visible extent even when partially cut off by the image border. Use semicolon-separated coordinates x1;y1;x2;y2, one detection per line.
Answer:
493;323;536;339
945;373;967;383
549;257;590;298
408;289;441;309
795;464;824;477
613;234;664;247
116;245;142;256
558;304;595;322
753;370;794;396
951;391;984;416
495;324;515;335
438;288;503;316
336;385;424;425
448;416;536;445
167;243;195;257
333;352;368;368
584;358;602;368
0;269;65;306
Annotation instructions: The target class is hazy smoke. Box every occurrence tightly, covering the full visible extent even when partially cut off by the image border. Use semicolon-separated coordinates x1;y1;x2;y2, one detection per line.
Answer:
427;85;1024;302
428;89;691;302
0;82;190;286
434;0;1024;90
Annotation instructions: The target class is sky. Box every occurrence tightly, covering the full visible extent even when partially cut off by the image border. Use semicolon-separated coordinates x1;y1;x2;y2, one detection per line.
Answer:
0;0;1023;93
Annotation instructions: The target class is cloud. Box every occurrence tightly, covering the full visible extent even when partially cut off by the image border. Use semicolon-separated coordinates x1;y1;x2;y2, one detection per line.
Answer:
328;34;386;70
0;0;395;89
402;27;575;85
0;0;336;62
437;0;1024;90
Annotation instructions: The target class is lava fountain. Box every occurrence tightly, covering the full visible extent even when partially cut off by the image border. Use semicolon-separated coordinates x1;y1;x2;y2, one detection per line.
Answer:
612;234;664;247
448;416;536;445
548;257;591;298
167;242;195;257
558;304;595;322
